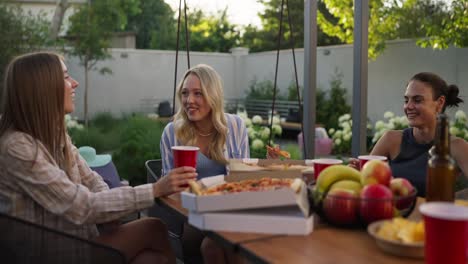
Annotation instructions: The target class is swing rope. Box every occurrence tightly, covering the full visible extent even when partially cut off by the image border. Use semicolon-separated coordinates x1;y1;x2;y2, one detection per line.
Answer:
268;0;306;157
172;0;191;115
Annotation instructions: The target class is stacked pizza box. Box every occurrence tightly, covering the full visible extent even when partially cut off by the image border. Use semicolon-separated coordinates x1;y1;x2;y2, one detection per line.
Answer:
181;159;314;235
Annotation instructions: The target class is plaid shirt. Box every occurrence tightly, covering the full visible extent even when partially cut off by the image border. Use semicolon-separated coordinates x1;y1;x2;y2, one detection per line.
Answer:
0;131;154;239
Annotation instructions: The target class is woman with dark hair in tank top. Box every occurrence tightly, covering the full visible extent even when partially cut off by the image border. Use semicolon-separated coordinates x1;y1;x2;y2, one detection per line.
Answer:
349;72;468;197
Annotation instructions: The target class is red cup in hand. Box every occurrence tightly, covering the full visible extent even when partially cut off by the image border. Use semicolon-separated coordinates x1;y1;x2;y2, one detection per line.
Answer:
172;146;199;187
420;202;468;264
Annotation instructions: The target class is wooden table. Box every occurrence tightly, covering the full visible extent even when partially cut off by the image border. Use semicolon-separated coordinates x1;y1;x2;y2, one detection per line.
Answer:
159;195;425;264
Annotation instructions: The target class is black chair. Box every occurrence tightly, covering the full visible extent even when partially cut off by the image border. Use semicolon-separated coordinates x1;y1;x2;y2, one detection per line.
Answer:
145;160;185;259
0;212;125;264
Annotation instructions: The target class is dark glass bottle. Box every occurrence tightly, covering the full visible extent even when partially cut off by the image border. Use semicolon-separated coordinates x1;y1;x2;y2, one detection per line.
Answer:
426;113;456;202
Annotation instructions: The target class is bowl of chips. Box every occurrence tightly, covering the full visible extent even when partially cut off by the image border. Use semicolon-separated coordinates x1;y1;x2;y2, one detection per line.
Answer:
367;218;424;258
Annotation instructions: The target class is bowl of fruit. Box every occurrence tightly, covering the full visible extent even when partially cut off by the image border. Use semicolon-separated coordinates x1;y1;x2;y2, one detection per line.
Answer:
310;160;418;228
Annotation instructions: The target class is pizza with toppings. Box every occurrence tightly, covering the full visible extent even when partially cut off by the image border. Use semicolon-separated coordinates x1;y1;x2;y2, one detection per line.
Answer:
188;177;302;196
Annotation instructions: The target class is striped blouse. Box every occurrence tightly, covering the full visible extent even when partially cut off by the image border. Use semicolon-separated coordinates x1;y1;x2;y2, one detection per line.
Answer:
160;113;250;177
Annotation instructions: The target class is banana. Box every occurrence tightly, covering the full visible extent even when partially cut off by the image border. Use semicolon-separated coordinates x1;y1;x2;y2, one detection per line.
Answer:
329;180;362;194
315;165;362;197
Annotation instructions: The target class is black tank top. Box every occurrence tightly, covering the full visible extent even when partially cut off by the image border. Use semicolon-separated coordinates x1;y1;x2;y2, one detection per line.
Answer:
389;128;432;197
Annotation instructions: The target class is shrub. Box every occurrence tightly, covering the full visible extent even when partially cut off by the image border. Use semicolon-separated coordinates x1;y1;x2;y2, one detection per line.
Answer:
245;78;287;100
113;115;164;186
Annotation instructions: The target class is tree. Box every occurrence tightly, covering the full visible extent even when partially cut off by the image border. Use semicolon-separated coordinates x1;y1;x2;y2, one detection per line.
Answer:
416;0;468;49
180;8;240;52
241;0;342;52
317;0;462;59
124;0;176;49
66;0;140;126
49;0;70;41
0;2;50;101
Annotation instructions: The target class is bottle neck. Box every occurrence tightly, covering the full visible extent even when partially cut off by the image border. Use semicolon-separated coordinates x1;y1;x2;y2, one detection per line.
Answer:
433;114;450;156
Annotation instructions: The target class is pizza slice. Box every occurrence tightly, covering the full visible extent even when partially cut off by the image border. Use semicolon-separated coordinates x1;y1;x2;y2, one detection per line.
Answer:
266;145;291;159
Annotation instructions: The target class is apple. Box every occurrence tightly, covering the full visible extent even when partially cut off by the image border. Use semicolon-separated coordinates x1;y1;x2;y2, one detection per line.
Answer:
389;178;414;196
360;160;392;187
323;188;360;225
359;184;394;224
390;178;416;211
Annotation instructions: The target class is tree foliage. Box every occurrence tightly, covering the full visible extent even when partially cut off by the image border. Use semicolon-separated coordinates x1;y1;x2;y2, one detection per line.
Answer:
318;0;465;58
0;2;50;100
180;8;240;52
241;0;342;52
125;0;176;49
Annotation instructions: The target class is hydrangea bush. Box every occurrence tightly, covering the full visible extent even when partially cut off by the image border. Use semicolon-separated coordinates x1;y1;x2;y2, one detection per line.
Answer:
450;110;468;141
65;114;84;131
372;111;409;145
328;113;373;155
239;112;282;158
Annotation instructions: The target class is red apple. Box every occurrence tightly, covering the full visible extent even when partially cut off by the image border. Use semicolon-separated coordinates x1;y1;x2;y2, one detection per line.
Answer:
389;178;414;196
360;160;392;187
390;178;416;211
323;188;360;225
359;184;394;224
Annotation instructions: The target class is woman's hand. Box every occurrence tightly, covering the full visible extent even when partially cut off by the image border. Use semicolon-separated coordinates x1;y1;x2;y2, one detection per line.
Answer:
153;166;197;197
347;158;360;170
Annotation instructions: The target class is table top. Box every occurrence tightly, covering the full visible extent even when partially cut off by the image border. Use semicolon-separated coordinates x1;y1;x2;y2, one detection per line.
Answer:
158;194;426;264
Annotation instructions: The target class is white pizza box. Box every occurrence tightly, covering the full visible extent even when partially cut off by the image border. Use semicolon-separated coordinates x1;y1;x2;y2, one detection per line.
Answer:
228;158;314;179
181;173;310;215
188;206;314;235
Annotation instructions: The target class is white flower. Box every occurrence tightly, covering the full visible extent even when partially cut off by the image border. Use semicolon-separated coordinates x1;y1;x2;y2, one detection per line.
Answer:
260;127;271;140
334;138;342;146
367;123;373;130
238;112;248;121
341;122;351;130
244;118;252;127
328;128;335;135
247;128;257;139
65;114;71;122
334;130;342;138
343;133;351;141
384;111;395;119
338;114;351;123
455;110;466;120
272;116;281;125
450;127;460;136
375;120;385;130
76;124;84;130
252;139;264;150
272;124;282;136
252;115;263;124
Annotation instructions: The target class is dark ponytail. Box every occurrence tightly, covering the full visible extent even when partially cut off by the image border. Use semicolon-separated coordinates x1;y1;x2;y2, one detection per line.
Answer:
446;84;464;108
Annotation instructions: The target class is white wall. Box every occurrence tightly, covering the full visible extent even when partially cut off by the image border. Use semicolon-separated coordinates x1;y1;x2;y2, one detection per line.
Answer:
68;40;468;123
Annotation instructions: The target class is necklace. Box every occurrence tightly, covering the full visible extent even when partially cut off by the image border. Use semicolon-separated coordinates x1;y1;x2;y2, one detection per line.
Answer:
197;131;214;137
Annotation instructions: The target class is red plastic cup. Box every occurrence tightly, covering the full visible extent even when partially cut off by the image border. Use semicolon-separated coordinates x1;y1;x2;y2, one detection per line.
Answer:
420;202;468;264
311;159;343;180
172;146;199;188
358;155;387;170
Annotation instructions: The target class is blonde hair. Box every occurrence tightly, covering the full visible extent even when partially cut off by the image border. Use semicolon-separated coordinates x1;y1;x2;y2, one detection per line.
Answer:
173;64;228;164
0;52;73;174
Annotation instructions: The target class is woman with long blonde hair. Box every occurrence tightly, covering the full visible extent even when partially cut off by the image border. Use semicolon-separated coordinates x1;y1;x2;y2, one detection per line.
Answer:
160;64;249;264
160;64;249;178
0;52;181;264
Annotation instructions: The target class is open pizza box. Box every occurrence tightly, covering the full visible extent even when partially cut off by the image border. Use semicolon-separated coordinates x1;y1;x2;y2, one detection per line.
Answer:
188;206;314;235
228;158;315;181
181;172;310;217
